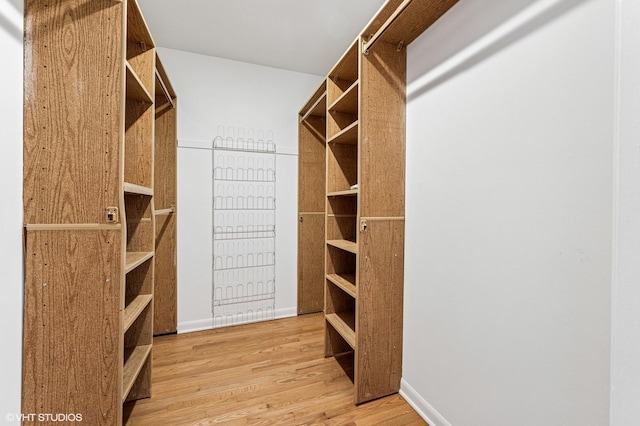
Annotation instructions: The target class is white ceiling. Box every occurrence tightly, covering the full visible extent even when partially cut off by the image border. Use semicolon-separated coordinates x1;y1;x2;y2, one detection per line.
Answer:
137;0;387;76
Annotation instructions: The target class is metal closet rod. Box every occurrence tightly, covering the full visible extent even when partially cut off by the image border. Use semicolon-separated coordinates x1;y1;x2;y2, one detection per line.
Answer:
362;0;413;55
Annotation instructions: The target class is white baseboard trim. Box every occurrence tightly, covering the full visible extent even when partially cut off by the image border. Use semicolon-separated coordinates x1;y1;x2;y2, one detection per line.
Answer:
177;307;298;334
177;318;213;334
400;379;452;426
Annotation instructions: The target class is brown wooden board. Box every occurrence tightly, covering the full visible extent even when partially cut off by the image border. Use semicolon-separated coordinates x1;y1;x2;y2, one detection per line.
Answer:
360;40;406;218
154;214;177;334
22;229;122;425
327;143;358;194
298;118;326;213
125;98;154;188
23;0;123;225
125;194;154;252
371;0;460;48
297;213;325;314
154;102;177;210
355;219;405;404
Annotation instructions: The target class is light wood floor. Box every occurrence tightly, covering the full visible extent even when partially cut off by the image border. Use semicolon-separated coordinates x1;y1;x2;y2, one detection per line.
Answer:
124;313;426;425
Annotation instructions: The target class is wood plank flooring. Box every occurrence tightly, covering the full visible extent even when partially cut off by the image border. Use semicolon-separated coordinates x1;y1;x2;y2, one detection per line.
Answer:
124;313;426;425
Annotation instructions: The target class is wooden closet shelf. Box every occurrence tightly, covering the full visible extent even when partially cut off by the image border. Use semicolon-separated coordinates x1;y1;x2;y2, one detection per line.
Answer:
327;121;358;145
327;189;358;197
122;344;152;403
125;251;154;274
328;81;358;114
123;294;153;332
327;239;358;254
329;40;359;83
154;206;175;216
326;312;356;349
301;92;327;122
326;273;357;298
124;182;154;196
126;62;153;104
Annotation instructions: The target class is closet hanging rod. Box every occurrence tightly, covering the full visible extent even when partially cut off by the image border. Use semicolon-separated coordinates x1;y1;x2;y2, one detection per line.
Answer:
155;71;175;109
362;0;413;55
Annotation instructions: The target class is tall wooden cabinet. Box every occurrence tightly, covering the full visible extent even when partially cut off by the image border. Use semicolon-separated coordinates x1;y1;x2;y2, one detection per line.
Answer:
23;1;177;424
324;36;407;405
298;0;458;405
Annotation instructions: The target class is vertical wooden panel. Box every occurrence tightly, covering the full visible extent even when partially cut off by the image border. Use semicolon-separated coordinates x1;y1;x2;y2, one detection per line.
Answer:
298;118;326;213
124;99;154;188
152;56;177;335
153;104;177;210
154;214;177;334
298;213;325;314
23;0;123;225
124;194;153;252
360;40;406;218
22;229;122;425
356;219;405;404
327;143;358;193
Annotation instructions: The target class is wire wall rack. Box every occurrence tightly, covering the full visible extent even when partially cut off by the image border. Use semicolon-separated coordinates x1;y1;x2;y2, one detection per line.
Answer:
212;127;276;327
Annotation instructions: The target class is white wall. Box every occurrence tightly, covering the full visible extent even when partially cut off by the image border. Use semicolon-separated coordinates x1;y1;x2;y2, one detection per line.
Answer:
0;0;23;417
402;1;614;425
611;0;640;424
157;47;321;332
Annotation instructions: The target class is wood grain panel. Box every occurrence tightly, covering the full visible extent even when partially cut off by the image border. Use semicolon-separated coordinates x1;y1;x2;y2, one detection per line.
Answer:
326;215;357;242
153;102;177;210
124;193;153;252
327;143;358;193
22;229;122;425
127;47;154;97
356;219;405;404
154;214;177;334
125;98;154;188
298;213;325;314
325;245;356;276
298;117;326;213
23;0;122;225
360;39;406;218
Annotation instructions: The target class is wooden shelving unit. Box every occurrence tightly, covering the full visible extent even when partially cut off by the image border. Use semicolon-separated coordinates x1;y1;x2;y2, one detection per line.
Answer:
23;1;177;423
297;80;328;314
298;0;460;405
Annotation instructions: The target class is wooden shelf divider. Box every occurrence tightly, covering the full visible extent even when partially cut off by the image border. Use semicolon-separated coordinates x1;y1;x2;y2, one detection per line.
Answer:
126;62;153;104
125;251;154;274
327;189;358;197
301;92;327;122
327;121;358;145
328;81;358;114
326;273;357;298
124;294;153;332
326;312;356;349
124;182;154;196
154;206;175;216
326;239;358;254
122;344;152;403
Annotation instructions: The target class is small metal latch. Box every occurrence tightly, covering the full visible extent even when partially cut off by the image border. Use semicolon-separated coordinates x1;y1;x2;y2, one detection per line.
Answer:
299;216;304;223
106;207;119;223
360;219;367;232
